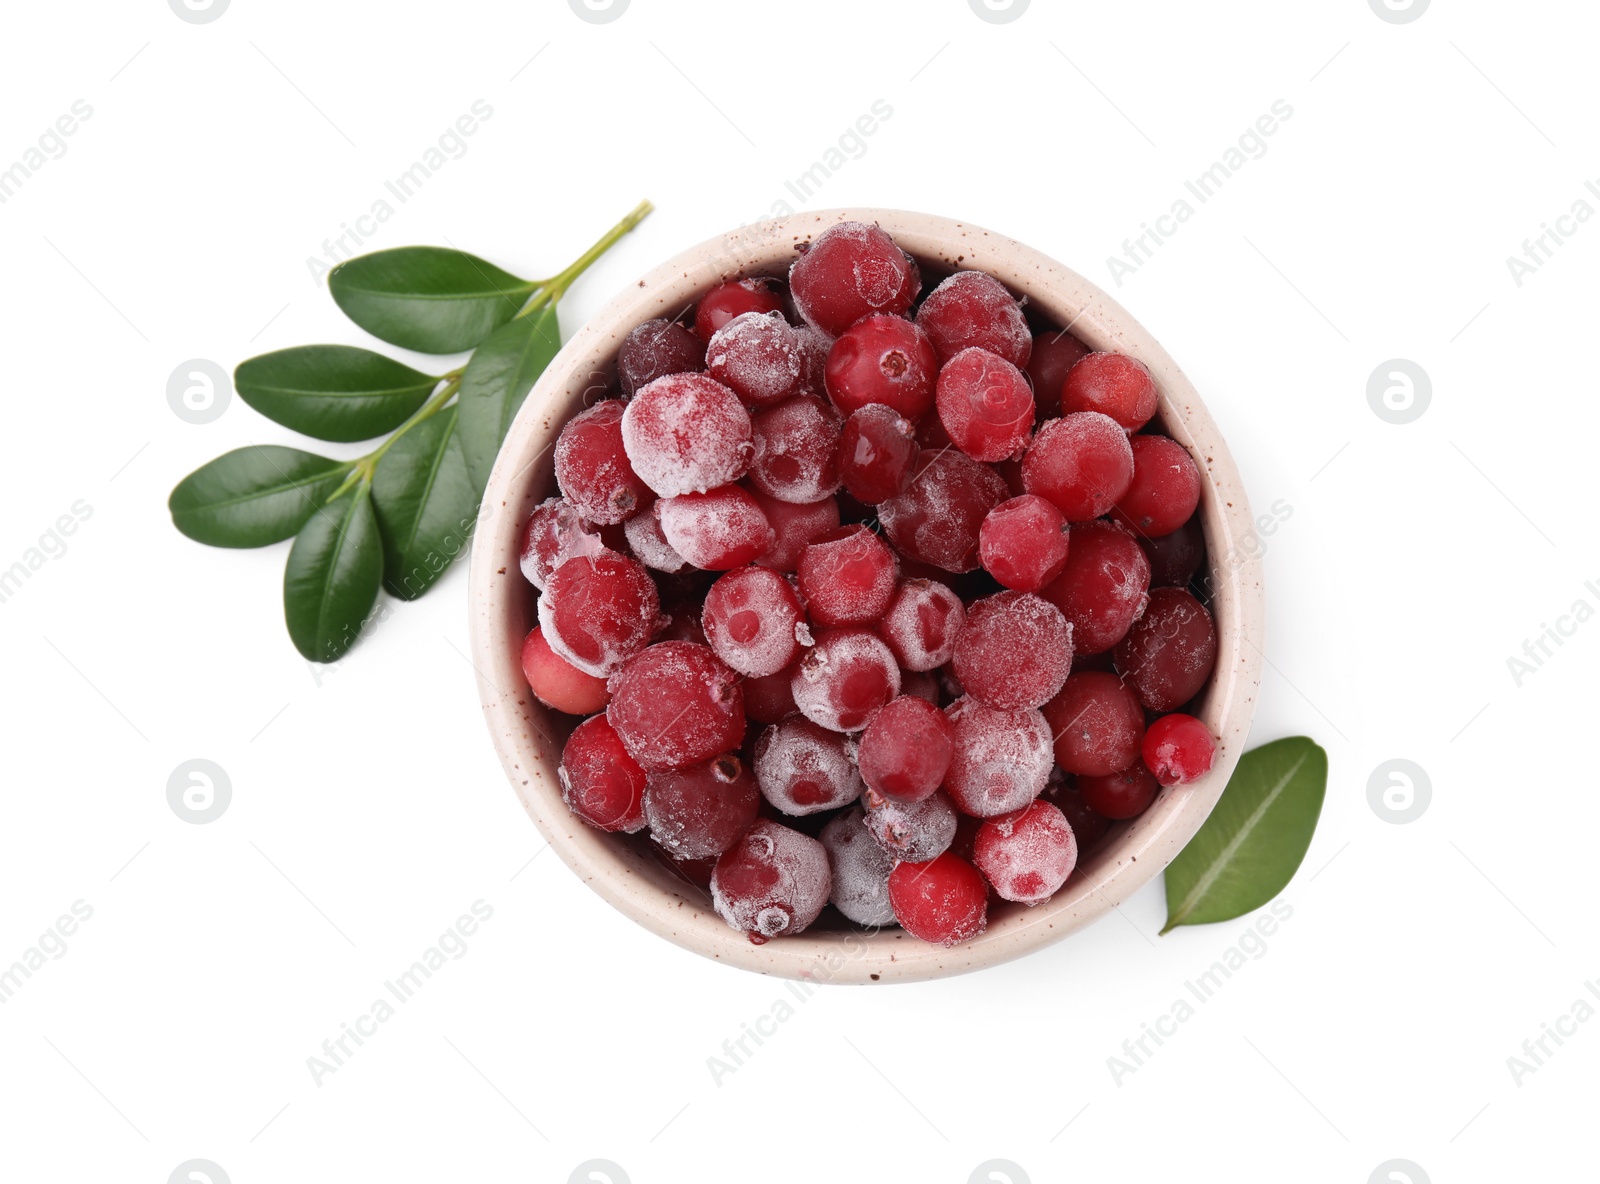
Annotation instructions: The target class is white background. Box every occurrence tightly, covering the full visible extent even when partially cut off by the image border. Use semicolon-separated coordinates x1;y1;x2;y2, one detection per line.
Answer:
2;1;1595;1181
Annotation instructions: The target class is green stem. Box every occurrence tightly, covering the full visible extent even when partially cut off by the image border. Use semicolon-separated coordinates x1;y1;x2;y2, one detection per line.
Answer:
516;198;654;319
325;375;461;501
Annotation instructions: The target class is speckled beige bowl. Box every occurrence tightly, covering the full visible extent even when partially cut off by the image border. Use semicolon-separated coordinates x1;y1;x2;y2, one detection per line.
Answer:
468;209;1264;983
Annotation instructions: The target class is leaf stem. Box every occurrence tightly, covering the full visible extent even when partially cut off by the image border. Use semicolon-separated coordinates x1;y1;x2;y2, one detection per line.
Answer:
516;199;654;319
325;374;462;501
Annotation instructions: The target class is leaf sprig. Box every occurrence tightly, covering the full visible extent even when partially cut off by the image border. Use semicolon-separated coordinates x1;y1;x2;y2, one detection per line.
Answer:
169;200;653;663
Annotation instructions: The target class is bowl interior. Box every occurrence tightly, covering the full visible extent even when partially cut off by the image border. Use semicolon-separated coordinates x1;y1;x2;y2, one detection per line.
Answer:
468;210;1264;983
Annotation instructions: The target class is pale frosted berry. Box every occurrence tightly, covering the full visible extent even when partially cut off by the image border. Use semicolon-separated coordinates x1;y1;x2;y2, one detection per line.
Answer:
520;497;603;590
1078;763;1160;819
973;800;1078;905
617;317;705;397
943;695;1054;817
707;311;808;407
1042;671;1145;776
935;347;1035;462
656;485;773;570
790;629;901;732
1040;519;1151;654
748;395;842;504
857;694;953;802
1140;513;1206;587
823;313;939;419
559;715;648;833
538;549;660;678
521;626;610;715
744;665;799;724
790;221;920;336
820;808;896;926
951;591;1073;711
1021;411;1135;521
1026;330;1092;420
645;753;760;859
606;641;745;771
887;852;987;946
623;507;687;573
1141;713;1215;786
979;495;1070;593
837;404;917;505
864;788;958;862
1062;352;1159;432
1114;587;1217;712
701;565;807;677
879;448;1009;572
915;271;1032;367
796;524;897;628
877;578;966;671
621;373;753;497
750;490;840;572
712;819;831;942
753;717;864;815
694;277;783;341
1112;434;1203;539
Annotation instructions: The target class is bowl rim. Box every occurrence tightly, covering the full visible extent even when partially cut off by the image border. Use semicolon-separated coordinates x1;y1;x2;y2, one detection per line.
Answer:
467;208;1265;983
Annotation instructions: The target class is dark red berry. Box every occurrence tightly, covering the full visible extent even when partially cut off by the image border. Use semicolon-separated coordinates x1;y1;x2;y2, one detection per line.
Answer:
1041;671;1145;776
1078;762;1161;819
1112;434;1203;539
617;317;705;396
1061;352;1159;432
915;271;1032;367
879;448;1009;573
1021;411;1135;521
837;404;918;505
645;753;761;859
1039;520;1151;654
823;313;939;420
790;222;921;336
694;278;783;342
1025;330;1092;421
887;852;987;946
935;347;1035;462
1113;587;1218;712
1140;512;1206;587
950;591;1073;712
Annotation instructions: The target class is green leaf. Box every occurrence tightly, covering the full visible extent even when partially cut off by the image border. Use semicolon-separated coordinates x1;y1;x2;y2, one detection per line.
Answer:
457;304;562;495
371;405;478;600
283;481;384;663
1161;736;1328;933
235;345;440;442
328;247;537;354
169;446;353;548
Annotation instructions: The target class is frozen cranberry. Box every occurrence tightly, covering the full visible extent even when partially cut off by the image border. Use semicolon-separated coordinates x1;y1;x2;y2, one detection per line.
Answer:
973;800;1078;905
1141;713;1216;786
1040;520;1151;654
694;277;784;342
749;490;840;572
706;311;808;408
1114;587;1217;712
979;495;1070;593
915;271;1032;367
623;506;687;572
1041;671;1145;776
558;715;648;833
744;665;799;724
901;668;940;705
701;566;807;678
519;497;603;590
857;695;953;802
879;448;1009;572
617;317;705;396
1140;512;1206;587
943;696;1054;817
1042;772;1114;850
935;348;1035;462
712;819;831;942
753;717;863;815
1021;412;1135;521
837;404;918;504
1112;434;1203;539
790;222;921;336
823;313;939;419
877;579;967;671
797;525;897;628
645;753;761;859
864;788;958;862
1061;352;1159;432
537;549;660;678
1026;330;1092;420
606;641;745;771
794;325;831;396
656;485;773;570
791;629;901;733
620;373;753;497
521;626;610;715
1078;763;1161;819
888;852;987;946
951;592;1073;712
747;395;842;504
820;808;896;926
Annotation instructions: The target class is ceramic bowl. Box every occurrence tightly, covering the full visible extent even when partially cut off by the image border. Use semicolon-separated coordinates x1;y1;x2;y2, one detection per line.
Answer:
467;209;1264;983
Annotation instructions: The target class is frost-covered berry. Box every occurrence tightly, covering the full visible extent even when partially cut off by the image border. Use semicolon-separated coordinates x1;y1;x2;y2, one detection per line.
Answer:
617;317;705;397
879;448;1009;572
820;807;896;926
887;852;987;946
915;271;1032;367
555;400;653;525
1061;352;1159;432
790;629;901;732
747;394;842;504
621;373;753;497
950;591;1073;711
864;787;958;862
753;717;863;815
857;694;952;802
978;495;1070;593
973;800;1078;905
1113;587;1217;712
935;348;1035;463
750;490;840;572
796;524;897;629
1021;411;1135;521
1042;671;1145;776
943;695;1054;817
606;641;745;771
1040;520;1151;654
837;404;918;505
707;311;809;408
623;506;687;572
790;221;921;336
559;715;648;833
656;485;773;570
537;548;661;678
520;497;603;590
701;565;807;677
712;820;832;942
644;753;760;859
877;578;966;671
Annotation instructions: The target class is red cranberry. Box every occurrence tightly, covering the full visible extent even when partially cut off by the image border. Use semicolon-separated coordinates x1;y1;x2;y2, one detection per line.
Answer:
790;222;921;336
879;448;1009;573
887;852;987;946
521;626;610;716
1041;671;1145;776
694;277;783;342
794;325;831;396
943;696;1054;817
790;629;901;732
622;506;687;573
1141;713;1216;786
864;787;959;862
538;549;660;677
935;347;1035;462
951;591;1073;712
973;800;1078;905
520;497;603;590
1061;352;1159;432
1078;763;1161;819
655;485;773;570
1039;520;1151;654
743;665;799;724
554;399;654;525
753;717;863;815
857;694;953;802
706;311;809;408
701;565;806;677
823;313;939;420
1140;513;1206;587
747;394;842;504
617;317;705;396
750;490;840;571
796;524;897;628
558;715;648;833
915;271;1032;367
820;808;896;926
1021;411;1135;521
837;404;918;505
645;753;761;859
877;578;966;671
1113;587;1217;712
620;373;753;497
711;820;832;942
1025;330;1092;420
1112;434;1203;539
606;641;745;771
979;495;1070;593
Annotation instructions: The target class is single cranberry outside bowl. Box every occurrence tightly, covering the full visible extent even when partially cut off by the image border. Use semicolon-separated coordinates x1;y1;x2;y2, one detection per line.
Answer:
467;209;1265;982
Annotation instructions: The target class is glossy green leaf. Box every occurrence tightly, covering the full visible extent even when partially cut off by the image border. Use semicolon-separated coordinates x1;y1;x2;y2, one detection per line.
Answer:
328;247;537;354
169;446;353;548
371;405;478;600
1161;736;1328;933
235;345;440;442
283;481;384;663
457;304;562;495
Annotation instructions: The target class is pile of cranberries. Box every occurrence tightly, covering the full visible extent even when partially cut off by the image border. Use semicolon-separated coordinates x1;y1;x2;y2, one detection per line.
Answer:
519;221;1219;948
